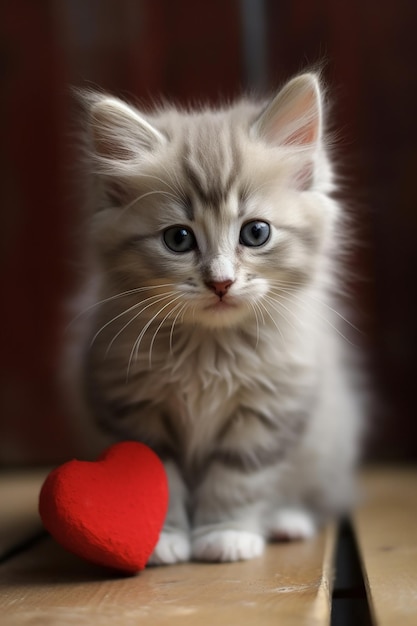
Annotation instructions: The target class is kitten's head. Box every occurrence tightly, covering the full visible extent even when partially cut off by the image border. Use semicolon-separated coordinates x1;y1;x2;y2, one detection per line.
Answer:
83;74;338;329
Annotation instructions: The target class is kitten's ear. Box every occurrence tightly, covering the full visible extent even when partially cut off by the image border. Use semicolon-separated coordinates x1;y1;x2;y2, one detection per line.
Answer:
83;94;166;206
252;73;322;150
88;95;166;162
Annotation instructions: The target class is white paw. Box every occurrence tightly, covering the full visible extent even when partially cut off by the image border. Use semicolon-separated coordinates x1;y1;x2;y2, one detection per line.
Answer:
147;531;191;565
192;529;265;562
268;509;316;541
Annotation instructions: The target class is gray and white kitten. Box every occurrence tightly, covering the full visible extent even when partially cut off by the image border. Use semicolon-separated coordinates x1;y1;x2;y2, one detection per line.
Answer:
72;74;362;564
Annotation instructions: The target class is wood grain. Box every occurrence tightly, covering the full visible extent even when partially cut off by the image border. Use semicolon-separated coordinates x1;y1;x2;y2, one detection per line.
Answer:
0;468;336;626
353;467;417;626
0;532;335;625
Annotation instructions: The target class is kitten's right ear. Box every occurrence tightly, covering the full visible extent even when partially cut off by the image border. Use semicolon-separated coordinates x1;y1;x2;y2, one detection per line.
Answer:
251;73;322;150
87;94;166;162
251;74;323;190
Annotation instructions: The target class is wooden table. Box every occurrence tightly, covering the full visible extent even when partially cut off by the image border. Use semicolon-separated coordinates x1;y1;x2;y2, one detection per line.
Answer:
1;467;416;625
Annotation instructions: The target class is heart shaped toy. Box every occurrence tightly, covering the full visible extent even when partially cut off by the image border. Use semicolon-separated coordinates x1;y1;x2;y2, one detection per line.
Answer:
39;441;168;573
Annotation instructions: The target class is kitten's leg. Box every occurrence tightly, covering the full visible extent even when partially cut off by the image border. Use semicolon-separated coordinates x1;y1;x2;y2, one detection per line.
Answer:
148;460;191;565
191;462;273;562
192;527;265;562
267;508;317;541
191;403;308;562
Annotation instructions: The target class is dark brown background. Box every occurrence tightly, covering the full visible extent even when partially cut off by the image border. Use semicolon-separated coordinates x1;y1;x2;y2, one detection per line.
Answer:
1;0;416;465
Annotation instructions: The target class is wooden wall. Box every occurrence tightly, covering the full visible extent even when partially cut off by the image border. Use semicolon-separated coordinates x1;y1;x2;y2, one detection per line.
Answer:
1;0;416;464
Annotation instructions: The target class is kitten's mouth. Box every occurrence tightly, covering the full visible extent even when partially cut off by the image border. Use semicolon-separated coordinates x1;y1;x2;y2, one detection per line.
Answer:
204;297;239;312
198;295;249;327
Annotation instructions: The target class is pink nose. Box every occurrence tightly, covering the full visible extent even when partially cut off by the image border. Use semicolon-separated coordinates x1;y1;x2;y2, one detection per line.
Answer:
205;279;234;298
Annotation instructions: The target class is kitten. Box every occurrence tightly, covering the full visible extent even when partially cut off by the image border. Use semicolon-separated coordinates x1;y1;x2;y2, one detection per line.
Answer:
72;73;362;564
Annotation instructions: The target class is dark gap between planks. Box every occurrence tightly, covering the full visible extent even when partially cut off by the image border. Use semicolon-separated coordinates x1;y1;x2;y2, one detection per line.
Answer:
331;519;374;626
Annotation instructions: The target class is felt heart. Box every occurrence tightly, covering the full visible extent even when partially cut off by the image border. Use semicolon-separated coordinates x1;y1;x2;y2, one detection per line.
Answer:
39;442;168;573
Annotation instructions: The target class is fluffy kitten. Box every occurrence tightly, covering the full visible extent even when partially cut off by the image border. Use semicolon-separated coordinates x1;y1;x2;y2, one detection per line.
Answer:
73;73;362;564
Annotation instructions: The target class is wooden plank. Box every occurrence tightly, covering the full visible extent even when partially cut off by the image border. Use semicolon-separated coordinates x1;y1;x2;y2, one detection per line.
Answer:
0;495;336;626
353;467;417;626
0;470;49;558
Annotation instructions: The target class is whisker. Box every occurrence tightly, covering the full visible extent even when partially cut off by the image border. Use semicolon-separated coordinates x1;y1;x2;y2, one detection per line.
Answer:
138;173;183;198
268;279;311;292
268;280;362;335
104;292;177;355
148;296;183;368
257;299;287;349
248;301;261;348
242;179;274;203
292;291;360;335
262;294;303;339
122;189;179;214
253;298;265;325
170;302;188;353
91;293;168;349
157;162;188;202
67;283;176;329
268;289;358;347
127;295;182;379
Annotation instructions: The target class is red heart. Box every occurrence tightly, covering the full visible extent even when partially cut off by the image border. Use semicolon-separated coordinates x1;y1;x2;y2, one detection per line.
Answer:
39;442;168;573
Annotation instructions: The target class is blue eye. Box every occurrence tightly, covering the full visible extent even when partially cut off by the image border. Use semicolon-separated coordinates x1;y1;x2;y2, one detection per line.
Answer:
240;221;270;247
163;226;197;253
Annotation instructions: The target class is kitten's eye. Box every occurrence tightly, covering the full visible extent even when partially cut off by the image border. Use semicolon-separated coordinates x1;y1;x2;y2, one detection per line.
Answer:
240;221;271;247
163;226;197;253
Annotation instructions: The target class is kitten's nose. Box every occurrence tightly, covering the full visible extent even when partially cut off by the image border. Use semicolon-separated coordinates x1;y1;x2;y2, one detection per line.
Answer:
205;279;234;298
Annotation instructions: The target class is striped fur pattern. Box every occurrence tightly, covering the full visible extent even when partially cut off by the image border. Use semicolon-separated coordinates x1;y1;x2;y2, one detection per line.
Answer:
72;74;362;563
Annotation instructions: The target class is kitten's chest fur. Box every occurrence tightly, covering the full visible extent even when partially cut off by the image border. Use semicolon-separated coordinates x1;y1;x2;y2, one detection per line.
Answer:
127;322;317;461
86;287;322;466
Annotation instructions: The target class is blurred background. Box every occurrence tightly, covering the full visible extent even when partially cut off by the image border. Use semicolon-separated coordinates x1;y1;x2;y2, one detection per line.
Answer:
1;0;416;466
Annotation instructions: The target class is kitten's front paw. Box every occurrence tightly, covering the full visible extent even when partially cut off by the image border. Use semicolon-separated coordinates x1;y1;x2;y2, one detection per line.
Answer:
268;509;316;541
192;529;265;562
147;531;191;565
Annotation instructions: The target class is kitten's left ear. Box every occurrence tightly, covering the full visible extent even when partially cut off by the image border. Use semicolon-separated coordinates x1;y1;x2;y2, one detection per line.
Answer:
252;73;322;150
83;94;167;206
88;95;166;162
